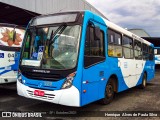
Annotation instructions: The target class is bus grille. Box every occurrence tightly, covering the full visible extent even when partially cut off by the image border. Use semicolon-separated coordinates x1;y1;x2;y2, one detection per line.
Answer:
23;71;63;81
27;90;55;100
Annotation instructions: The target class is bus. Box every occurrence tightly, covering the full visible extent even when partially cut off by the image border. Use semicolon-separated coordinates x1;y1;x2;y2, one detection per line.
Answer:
154;47;160;65
17;11;155;107
0;23;25;84
142;37;160;65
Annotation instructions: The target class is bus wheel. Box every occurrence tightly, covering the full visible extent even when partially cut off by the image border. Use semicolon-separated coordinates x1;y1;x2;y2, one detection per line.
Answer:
100;79;115;105
140;73;147;89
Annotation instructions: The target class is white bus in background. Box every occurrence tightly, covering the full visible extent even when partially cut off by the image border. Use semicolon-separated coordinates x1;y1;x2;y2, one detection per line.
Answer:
0;23;25;84
154;47;160;65
143;37;160;66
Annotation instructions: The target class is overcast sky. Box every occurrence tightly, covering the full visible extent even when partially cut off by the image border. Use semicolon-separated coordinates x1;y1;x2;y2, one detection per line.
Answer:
86;0;160;37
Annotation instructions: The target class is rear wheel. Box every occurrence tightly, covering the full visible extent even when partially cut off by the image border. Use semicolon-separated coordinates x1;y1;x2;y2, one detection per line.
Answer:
100;79;115;105
140;73;147;89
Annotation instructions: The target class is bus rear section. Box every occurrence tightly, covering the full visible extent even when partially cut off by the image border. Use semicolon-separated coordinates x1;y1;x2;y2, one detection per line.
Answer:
0;24;25;84
17;11;155;107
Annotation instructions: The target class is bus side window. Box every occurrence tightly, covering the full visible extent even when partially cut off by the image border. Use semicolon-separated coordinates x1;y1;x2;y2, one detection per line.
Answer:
149;46;154;61
142;43;149;60
84;25;105;68
108;29;122;57
134;40;142;60
122;36;134;59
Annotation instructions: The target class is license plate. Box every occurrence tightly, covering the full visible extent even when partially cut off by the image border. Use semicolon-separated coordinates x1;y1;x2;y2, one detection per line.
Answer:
44;81;52;87
34;90;45;96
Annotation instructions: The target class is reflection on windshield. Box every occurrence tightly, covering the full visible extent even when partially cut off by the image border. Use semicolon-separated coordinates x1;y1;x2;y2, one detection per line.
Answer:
21;25;81;70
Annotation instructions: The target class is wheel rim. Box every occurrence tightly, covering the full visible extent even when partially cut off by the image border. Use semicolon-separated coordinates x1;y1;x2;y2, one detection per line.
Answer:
106;84;113;98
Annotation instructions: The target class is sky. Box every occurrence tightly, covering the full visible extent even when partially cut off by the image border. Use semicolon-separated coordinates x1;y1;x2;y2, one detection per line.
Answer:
86;0;160;37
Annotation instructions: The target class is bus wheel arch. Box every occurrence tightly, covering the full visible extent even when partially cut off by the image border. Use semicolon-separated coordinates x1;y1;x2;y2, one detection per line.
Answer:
100;74;118;105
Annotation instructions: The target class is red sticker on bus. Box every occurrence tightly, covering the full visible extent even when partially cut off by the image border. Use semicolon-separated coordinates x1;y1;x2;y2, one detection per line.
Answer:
34;90;45;96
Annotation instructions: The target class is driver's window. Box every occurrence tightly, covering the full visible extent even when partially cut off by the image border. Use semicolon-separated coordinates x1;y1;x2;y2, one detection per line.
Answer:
84;24;105;68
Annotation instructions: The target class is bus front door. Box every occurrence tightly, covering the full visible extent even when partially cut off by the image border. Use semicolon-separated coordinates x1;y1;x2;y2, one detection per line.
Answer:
81;21;106;105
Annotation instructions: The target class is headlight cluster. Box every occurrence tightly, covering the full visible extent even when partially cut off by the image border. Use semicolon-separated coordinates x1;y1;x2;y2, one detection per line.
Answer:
61;72;76;89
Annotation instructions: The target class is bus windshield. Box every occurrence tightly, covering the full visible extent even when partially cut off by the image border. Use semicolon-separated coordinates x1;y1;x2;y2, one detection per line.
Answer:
21;24;81;70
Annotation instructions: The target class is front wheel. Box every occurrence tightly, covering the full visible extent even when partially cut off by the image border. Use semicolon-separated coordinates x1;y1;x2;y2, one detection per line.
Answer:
100;79;115;105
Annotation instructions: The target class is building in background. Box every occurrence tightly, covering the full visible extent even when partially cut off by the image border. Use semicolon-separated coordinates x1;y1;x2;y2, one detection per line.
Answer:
0;0;107;26
129;29;160;48
1;0;158;47
129;29;150;38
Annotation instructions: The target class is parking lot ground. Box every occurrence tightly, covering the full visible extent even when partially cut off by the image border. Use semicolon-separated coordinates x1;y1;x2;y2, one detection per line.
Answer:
0;70;160;120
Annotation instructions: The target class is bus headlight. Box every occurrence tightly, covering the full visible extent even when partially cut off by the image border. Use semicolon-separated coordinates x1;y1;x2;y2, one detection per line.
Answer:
62;72;76;89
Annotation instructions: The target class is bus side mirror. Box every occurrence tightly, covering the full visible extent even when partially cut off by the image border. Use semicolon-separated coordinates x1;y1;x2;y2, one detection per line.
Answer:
94;26;100;41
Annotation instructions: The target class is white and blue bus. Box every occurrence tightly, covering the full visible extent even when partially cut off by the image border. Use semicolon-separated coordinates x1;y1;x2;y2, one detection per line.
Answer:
154;47;160;65
0;23;25;84
17;11;155;107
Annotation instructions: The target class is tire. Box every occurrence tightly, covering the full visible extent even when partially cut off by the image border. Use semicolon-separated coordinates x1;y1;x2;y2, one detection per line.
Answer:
140;73;147;89
100;78;115;105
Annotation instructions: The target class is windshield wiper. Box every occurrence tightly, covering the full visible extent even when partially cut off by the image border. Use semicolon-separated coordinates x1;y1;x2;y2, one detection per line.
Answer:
49;23;67;44
48;23;67;56
41;23;67;68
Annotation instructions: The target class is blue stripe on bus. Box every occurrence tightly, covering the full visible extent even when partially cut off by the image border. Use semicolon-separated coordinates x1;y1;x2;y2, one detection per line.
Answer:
0;70;12;75
0;63;18;75
0;67;5;70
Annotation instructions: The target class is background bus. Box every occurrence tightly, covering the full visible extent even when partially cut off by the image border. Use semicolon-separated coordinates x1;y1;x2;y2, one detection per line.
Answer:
17;11;154;107
0;23;25;84
143;37;160;66
154;47;160;65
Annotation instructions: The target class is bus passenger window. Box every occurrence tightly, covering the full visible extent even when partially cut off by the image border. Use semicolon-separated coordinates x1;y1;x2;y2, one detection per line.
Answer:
142;44;149;60
108;29;122;57
134;40;142;60
123;36;134;59
149;46;154;61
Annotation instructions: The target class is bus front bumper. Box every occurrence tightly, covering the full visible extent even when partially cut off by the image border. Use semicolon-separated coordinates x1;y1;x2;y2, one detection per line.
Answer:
0;76;17;84
17;80;80;107
0;70;17;84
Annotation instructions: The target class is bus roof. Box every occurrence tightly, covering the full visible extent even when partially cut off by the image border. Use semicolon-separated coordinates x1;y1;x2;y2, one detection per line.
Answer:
0;23;25;29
